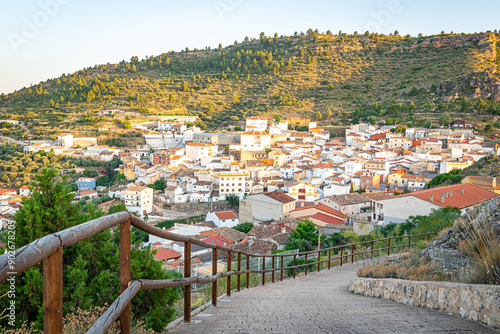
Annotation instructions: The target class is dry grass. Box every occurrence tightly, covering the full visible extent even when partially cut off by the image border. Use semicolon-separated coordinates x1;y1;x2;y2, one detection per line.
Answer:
458;208;500;285
5;306;153;334
357;248;451;282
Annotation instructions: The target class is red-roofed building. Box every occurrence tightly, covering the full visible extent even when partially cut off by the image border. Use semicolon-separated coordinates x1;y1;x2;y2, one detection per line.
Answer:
307;212;345;226
371;183;499;225
154;248;182;262
290;204;348;224
206;211;239;228
201;236;229;247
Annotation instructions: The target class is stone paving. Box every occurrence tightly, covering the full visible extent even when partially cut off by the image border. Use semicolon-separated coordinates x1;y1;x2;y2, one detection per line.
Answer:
168;259;499;334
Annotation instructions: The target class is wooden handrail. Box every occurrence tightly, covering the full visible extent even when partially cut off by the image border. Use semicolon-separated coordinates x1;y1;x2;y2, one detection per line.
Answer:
0;211;437;333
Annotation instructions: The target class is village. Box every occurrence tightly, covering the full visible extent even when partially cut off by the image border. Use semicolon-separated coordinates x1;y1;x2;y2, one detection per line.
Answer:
1;115;499;272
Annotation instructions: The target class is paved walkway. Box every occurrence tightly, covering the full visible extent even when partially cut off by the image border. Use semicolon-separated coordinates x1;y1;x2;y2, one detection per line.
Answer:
169;259;498;334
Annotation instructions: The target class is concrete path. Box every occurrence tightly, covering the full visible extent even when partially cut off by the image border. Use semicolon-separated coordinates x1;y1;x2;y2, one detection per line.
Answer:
169;259;498;334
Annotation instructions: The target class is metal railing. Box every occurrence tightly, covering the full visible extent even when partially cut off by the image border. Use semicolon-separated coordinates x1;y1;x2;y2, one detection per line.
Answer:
0;212;435;333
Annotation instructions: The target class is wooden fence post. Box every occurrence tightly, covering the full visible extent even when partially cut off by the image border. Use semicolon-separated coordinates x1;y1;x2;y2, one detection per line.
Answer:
119;220;131;334
227;251;231;296
261;256;265;286
237;253;241;292
351;245;354;263
271;256;275;283
340;247;343;267
408;235;411;250
328;249;331;270
305;253;308;275
246;255;250;289
280;256;284;281
317;250;321;272
212;248;217;306
184;241;191;323
293;254;296;279
43;247;63;334
371;241;374;260
388;238;391;256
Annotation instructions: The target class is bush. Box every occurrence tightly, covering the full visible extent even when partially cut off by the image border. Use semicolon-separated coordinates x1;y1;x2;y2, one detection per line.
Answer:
357;248;450;281
458;213;500;284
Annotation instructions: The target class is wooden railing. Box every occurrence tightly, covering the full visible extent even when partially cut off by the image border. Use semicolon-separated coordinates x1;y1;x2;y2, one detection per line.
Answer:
0;212;436;333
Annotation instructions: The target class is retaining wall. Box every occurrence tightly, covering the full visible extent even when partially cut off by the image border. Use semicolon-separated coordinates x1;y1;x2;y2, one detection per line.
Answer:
349;277;500;329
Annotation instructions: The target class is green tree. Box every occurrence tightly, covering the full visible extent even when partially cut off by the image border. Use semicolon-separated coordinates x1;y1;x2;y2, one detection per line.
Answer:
1;169;181;330
225;193;239;208
484;123;493;135
123;120;132;129
274;115;281;122
232;222;254;234
476;98;487;111
285;220;318;252
315;111;322;120
326;109;333;118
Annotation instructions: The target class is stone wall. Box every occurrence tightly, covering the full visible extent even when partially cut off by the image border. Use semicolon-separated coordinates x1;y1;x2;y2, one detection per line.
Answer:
167;202;232;216
349;277;500;329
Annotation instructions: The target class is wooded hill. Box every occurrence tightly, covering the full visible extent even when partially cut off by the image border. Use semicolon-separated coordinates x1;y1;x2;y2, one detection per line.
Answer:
1;30;500;135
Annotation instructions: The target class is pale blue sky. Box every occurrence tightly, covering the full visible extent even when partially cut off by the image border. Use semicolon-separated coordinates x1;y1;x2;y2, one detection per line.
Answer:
1;0;499;94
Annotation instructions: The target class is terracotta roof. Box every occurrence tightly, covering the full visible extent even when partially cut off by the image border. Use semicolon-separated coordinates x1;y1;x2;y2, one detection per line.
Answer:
263;191;296;204
291;204;347;219
308;212;345;225
154;248;181;261
79;190;97;196
400;183;499;209
201;236;229;247
214;211;238;220
186;142;216;147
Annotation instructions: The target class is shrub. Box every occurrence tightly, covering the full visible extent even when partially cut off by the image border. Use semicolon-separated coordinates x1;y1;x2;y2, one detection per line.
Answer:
458;211;500;285
357;248;450;281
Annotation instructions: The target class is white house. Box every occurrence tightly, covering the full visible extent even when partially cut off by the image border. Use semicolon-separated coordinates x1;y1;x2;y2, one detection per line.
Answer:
245;117;268;132
58;133;74;147
240;132;271;151
185;142;217;161
371;184;498;224
206;211;239;228
124;185;153;216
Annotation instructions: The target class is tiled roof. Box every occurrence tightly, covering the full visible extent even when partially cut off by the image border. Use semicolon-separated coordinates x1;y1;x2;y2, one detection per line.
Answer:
291;204;347;219
201;236;229;247
308;212;345;225
401;183;499;209
154;248;181;261
325;193;370;206
215;211;238;220
462;176;499;192
211;227;246;242
263;191;296;204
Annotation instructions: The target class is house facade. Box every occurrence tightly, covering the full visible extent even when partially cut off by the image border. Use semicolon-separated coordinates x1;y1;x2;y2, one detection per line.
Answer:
124;185;154;216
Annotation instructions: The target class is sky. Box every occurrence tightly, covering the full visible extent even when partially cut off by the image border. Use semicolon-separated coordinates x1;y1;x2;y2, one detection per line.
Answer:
1;0;499;94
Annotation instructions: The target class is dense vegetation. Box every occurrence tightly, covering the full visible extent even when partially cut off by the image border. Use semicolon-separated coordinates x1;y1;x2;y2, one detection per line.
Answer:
0;168;182;331
0;143;124;188
1;31;500;140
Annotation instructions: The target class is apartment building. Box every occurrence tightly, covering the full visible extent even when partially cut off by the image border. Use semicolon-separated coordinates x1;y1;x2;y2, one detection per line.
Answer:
185;142;217;161
124;185;153;216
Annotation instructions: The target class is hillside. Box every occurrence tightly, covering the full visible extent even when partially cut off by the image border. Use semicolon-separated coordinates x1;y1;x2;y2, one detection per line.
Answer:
1;30;500;141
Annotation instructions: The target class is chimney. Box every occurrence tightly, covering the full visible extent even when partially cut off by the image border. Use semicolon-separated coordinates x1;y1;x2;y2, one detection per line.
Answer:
430;195;434;202
449;190;453;197
492;178;496;188
441;194;445;203
445;191;448;198
461;187;465;194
